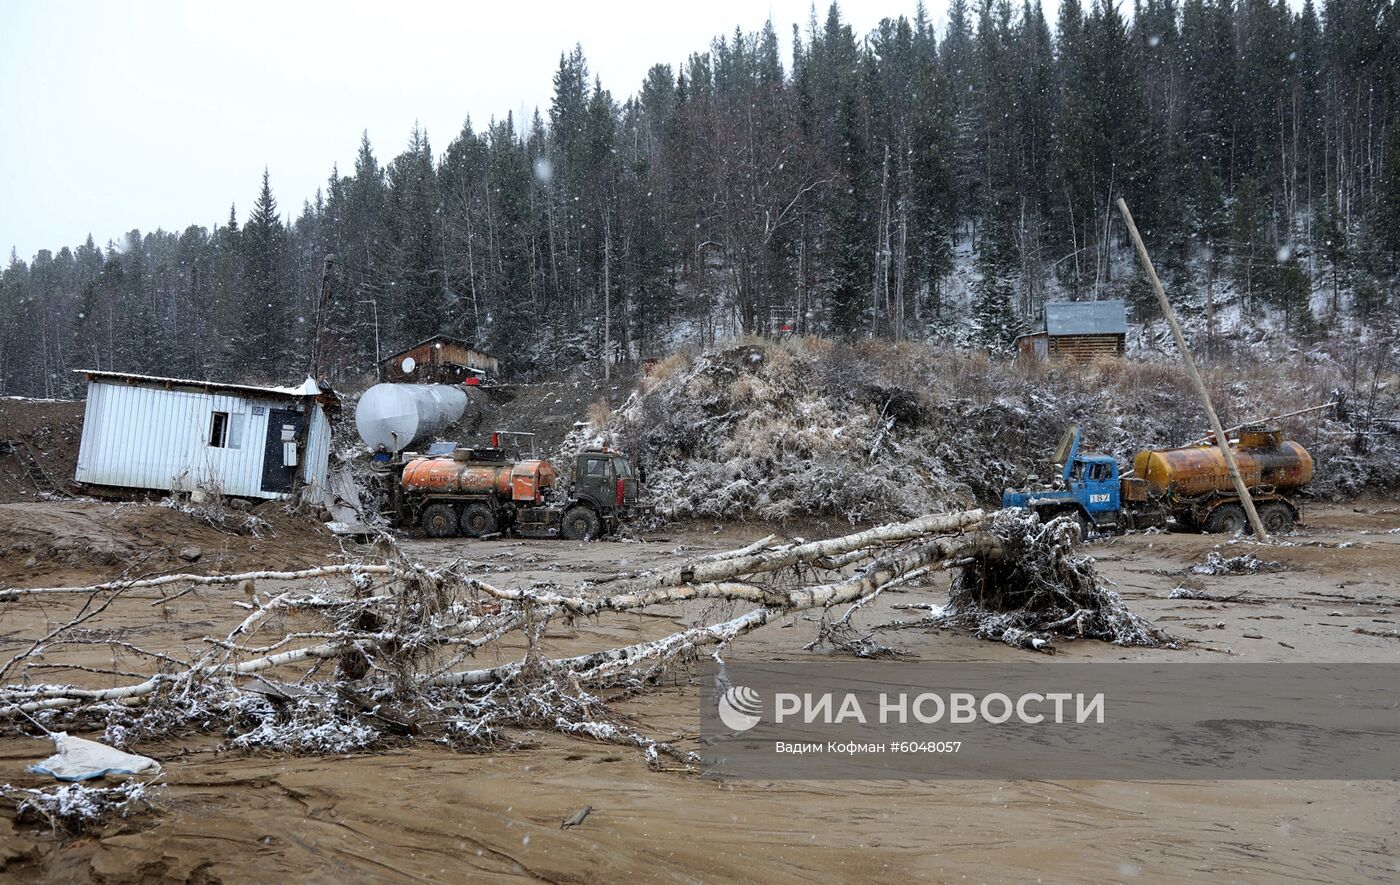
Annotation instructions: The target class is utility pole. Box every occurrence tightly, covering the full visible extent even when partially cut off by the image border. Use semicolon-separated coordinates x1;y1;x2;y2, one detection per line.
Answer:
1117;198;1268;542
309;255;335;381
358;299;381;380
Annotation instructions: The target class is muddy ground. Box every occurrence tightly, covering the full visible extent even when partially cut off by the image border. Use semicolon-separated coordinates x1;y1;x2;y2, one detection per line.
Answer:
0;398;84;504
1;502;1398;882
0;500;347;585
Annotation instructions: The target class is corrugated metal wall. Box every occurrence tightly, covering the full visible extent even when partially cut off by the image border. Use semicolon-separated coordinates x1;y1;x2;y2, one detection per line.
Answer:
302;403;332;501
75;381;331;500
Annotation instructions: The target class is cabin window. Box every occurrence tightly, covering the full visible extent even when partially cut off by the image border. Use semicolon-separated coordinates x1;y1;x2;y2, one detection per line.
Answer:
209;411;230;448
1089;463;1112;481
227;413;244;450
584;457;608;478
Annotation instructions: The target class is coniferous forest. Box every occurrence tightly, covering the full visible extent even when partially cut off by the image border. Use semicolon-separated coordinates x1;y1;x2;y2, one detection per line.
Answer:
2;0;1398;395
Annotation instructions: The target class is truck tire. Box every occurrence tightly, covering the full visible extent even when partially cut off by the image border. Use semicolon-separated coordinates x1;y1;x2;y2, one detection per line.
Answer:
421;503;459;538
459;502;498;538
1071;509;1093;541
561;506;601;541
1203;503;1247;535
1259;501;1294;533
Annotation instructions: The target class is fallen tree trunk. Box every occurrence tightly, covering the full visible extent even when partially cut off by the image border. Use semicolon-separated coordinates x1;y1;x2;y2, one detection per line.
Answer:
441;531;1003;686
0;564;394;601
597;508;984;594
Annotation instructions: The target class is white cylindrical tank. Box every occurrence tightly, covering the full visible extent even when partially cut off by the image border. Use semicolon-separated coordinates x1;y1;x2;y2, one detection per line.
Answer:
355;384;468;452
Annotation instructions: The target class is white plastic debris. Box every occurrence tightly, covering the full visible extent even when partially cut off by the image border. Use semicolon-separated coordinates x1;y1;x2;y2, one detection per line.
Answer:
30;732;161;782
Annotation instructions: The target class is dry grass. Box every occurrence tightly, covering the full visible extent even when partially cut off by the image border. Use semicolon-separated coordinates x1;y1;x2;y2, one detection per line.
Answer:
641;351;692;391
585;398;612;430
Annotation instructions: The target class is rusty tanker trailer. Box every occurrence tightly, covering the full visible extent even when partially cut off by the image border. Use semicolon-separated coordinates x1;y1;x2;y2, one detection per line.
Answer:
1133;429;1313;498
1127;428;1313;532
1005;426;1314;535
392;446;641;540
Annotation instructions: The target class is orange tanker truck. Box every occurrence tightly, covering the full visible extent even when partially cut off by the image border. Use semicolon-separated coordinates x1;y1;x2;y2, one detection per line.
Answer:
380;440;642;540
1002;424;1313;535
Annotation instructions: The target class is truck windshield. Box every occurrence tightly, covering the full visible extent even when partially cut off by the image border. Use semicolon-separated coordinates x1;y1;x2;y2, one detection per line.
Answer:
614;458;633;478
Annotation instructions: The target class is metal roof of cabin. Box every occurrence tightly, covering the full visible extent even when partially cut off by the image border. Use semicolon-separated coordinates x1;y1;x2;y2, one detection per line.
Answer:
384;334;496;360
1044;300;1128;336
74;369;322;400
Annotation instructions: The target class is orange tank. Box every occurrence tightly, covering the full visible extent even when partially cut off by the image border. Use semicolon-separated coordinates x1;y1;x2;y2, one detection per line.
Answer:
401;457;558;503
1133;430;1313;498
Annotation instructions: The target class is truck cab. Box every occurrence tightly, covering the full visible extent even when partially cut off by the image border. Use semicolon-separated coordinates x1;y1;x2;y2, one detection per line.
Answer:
1002;425;1121;534
555;449;643;540
573;450;641;511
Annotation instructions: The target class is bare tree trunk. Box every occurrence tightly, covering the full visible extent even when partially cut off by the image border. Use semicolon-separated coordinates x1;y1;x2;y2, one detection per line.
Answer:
603;211;612;381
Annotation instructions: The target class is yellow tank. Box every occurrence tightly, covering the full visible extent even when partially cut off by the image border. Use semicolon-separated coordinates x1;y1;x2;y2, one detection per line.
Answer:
1133;429;1313;498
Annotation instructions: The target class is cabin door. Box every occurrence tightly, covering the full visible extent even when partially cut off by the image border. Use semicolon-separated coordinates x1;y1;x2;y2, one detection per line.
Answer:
260;408;303;494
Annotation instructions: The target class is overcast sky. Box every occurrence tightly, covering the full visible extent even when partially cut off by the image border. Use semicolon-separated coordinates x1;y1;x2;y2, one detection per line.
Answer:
1;0;974;261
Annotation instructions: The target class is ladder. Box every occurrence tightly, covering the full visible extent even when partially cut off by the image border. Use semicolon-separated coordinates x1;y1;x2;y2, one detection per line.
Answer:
4;439;69;498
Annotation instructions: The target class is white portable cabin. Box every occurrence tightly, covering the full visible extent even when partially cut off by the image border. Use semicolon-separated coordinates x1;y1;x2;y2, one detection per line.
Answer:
73;370;335;501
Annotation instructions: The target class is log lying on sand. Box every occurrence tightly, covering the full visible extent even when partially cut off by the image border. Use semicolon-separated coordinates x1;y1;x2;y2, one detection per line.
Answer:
440;530;1004;686
596;509;985;594
0;564;394;601
0;507;1173;765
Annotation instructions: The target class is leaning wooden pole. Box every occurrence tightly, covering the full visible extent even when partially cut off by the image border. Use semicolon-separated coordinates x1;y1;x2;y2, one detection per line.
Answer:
1116;198;1268;542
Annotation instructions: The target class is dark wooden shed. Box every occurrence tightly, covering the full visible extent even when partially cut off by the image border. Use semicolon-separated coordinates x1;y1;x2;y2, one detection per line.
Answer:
1016;300;1127;361
380;335;500;384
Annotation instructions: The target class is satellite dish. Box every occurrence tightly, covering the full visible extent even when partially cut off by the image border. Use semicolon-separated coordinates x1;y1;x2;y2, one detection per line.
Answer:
401;356;417;374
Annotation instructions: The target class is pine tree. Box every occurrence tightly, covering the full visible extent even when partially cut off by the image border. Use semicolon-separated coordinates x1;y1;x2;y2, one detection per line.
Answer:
1230;175;1266;315
241;169;292;379
1373;121;1400;268
828;87;871;337
1317;190;1348;319
385;125;444;346
909;12;957;319
973;274;1017;348
1;1;1397;397
481;116;536;369
208;205;243;376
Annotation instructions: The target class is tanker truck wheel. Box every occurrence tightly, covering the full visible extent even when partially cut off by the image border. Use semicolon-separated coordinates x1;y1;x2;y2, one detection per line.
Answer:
1259;502;1294;533
1203;503;1247;535
460;503;499;538
561;506;601;541
421;503;459;538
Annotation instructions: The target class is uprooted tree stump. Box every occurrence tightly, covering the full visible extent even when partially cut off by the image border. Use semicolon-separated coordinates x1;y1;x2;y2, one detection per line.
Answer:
889;509;1180;652
0;507;1175;765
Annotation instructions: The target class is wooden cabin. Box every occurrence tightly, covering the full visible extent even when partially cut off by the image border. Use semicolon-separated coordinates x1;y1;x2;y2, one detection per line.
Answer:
380;335;499;384
1016;300;1127;361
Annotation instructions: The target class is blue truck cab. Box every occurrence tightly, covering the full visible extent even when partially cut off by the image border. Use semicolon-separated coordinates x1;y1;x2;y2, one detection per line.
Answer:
1002;424;1122;534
